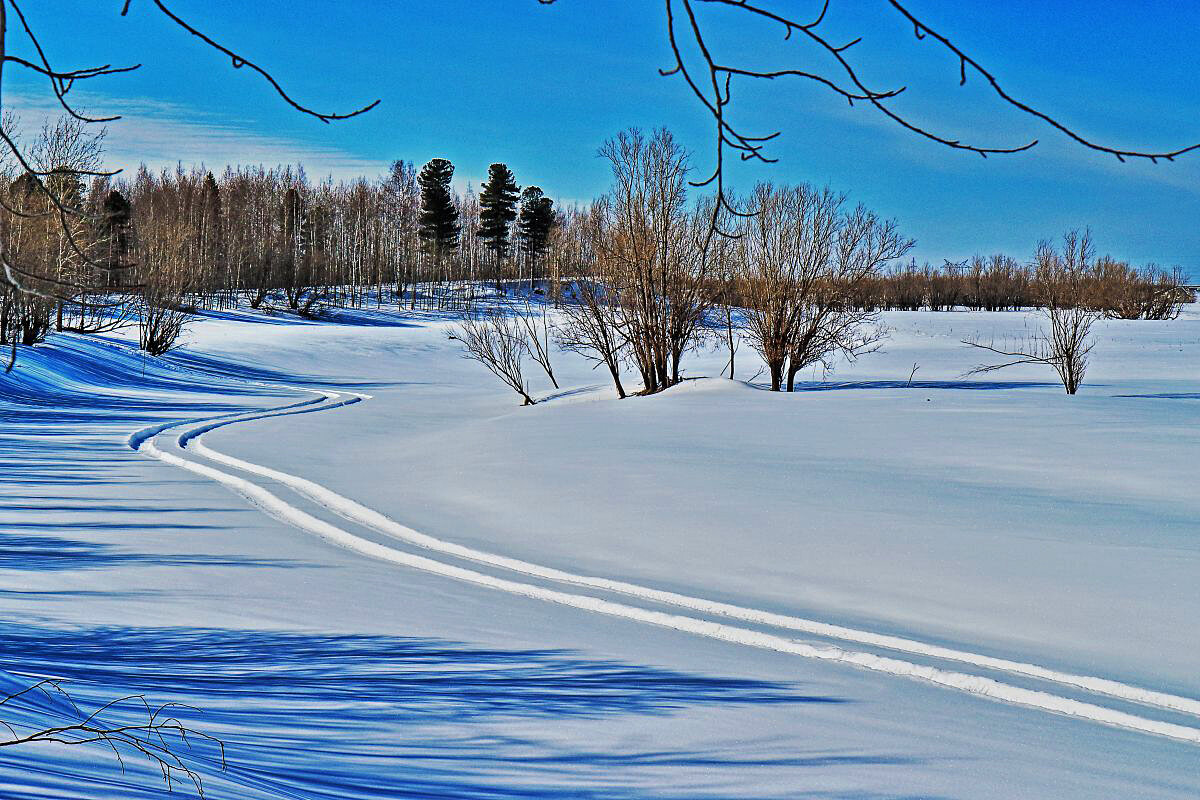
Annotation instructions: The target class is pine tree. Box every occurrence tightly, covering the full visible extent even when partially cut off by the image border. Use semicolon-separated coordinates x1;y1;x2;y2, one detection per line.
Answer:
100;189;133;287
478;163;520;289
200;173;224;300
517;186;557;285
417;158;460;262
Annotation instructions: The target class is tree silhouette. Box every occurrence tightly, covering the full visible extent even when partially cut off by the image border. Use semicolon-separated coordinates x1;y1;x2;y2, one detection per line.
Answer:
478;163;520;289
517;186;556;285
98;189;133;286
417;158;461;264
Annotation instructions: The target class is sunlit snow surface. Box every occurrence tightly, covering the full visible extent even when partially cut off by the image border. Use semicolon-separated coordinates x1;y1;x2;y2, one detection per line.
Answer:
2;298;1198;799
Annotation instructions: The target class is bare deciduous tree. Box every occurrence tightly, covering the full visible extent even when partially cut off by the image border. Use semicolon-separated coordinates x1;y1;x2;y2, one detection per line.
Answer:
591;128;712;394
556;277;628;399
784;203;911;390
737;182;912;391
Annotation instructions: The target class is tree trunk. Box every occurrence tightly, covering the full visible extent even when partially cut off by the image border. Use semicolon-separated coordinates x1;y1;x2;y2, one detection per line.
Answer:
725;307;735;379
607;360;627;399
769;359;784;392
786;362;800;392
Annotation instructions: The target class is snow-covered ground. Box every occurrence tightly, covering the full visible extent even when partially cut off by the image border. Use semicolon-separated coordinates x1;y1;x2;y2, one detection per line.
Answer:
2;298;1198;799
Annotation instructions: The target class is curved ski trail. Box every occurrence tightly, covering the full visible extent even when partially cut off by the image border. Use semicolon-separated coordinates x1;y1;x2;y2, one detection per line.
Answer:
132;388;1200;746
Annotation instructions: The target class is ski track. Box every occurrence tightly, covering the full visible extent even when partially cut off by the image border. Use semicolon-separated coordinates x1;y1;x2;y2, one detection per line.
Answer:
130;387;1200;746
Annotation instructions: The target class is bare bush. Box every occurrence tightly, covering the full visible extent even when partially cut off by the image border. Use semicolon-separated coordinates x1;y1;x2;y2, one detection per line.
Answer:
138;280;189;356
965;311;1096;395
1;290;52;372
516;302;559;389
556;278;628;399
965;231;1102;395
129;169;197;355
452;309;537;406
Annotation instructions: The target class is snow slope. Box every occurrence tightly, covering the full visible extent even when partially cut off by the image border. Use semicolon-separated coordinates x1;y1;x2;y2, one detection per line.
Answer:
2;301;1198;798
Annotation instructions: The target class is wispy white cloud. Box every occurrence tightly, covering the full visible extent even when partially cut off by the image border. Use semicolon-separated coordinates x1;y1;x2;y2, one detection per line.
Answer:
4;90;390;181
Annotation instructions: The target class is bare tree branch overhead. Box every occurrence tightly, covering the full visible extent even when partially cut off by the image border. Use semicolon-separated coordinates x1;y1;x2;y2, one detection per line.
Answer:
121;0;380;124
0;0;380;303
540;0;1199;225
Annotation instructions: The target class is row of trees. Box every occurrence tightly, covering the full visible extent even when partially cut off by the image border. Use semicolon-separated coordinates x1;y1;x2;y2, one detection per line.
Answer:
856;256;1191;318
1;119;1188;387
459;130;1190;403
0;117;566;365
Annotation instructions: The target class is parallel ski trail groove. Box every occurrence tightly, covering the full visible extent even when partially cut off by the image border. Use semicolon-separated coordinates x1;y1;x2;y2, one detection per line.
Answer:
131;387;1200;746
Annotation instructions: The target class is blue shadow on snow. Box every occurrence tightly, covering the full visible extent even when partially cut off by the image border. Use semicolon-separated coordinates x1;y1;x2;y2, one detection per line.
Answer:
0;625;925;800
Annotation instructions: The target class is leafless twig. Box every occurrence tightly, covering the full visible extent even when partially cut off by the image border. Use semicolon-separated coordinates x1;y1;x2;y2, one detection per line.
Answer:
0;0;379;302
538;0;1199;248
0;678;223;798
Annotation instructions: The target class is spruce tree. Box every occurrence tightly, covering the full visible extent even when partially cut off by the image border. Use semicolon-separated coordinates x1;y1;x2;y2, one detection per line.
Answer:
517;186;557;284
100;190;133;287
200;172;224;293
417;158;460;262
478;163;520;289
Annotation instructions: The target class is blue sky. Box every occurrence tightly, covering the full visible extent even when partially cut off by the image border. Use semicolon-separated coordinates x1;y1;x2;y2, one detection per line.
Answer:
9;1;1198;272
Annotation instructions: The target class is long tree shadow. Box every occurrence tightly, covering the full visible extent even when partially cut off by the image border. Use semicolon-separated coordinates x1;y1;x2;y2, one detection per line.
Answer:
1114;392;1200;400
0;336;280;427
2;334;283;400
0;532;306;571
0;626;932;800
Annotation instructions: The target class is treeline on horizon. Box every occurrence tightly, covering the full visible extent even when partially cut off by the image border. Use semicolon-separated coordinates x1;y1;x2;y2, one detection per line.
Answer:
836;256;1190;319
0;116;1191;363
0;116;578;355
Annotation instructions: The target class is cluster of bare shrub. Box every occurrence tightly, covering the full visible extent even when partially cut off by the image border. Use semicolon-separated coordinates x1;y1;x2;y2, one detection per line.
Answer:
462;129;717;403
467;129;915;403
854;254;1191;319
464;127;1195;405
546;129;726;399
451;303;558;406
